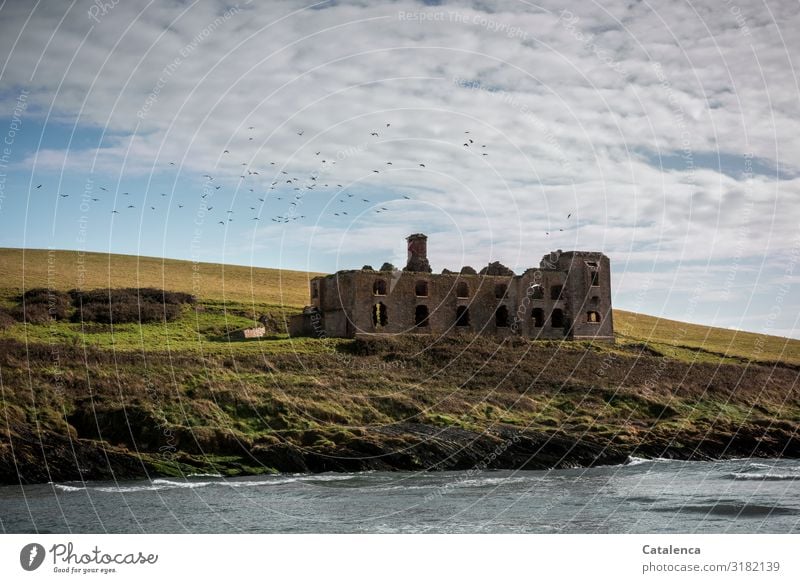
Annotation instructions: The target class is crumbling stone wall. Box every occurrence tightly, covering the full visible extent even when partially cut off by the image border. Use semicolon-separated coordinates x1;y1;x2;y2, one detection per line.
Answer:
290;236;614;341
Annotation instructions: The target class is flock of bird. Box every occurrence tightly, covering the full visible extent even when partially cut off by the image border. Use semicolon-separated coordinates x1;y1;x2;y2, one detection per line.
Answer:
46;124;573;235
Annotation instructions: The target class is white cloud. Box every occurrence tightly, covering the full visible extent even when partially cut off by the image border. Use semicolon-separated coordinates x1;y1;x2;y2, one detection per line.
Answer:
2;0;799;336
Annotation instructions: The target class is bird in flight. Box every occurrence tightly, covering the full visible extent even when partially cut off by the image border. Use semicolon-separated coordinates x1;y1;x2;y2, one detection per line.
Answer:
419;163;425;167
59;193;69;198
36;184;42;189
99;187;107;191
370;132;378;137
223;150;229;154
297;130;304;136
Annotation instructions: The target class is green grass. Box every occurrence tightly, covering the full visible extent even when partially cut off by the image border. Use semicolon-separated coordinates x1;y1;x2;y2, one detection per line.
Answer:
615;310;800;366
1;247;799;365
0;247;320;307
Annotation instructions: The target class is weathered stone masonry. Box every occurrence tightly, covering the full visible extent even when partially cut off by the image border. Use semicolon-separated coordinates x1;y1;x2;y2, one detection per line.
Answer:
290;233;614;341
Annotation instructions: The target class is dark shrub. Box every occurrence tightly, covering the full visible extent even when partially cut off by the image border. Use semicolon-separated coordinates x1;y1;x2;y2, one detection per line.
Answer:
13;303;52;324
460;266;477;275
479;261;515;276
0;307;15;329
379;262;396;272
69;287;195;307
69;287;191;324
16;288;72;321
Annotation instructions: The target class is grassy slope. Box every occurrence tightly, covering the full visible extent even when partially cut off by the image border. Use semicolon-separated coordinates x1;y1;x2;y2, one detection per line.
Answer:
1;247;797;363
0;247;317;307
1;247;799;481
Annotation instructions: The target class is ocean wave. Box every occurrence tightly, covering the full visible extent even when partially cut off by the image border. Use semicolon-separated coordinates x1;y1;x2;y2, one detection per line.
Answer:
625;456;675;466
49;474;362;494
51;483;85;492
728;473;799;481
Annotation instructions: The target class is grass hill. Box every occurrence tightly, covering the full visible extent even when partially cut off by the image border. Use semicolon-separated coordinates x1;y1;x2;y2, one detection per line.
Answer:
1;247;797;363
1;247;799;484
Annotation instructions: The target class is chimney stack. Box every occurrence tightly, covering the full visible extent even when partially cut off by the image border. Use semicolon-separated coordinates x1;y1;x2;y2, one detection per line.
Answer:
404;233;432;273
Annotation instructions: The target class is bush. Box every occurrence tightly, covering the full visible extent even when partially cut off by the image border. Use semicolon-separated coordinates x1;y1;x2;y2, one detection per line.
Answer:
69;287;195;306
479;261;515;276
16;288;72;321
460;266;477;275
69;287;192;324
0;307;15;329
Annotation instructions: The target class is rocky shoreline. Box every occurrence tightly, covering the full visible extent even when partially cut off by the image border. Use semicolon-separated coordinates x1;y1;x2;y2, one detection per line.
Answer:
2;335;799;486
3;421;799;485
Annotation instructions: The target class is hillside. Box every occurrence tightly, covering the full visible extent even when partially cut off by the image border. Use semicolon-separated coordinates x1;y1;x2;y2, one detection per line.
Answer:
0;247;799;484
0;247;318;308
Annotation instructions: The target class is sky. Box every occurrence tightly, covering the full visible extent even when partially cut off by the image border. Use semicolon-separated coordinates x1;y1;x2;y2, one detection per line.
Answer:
0;0;798;338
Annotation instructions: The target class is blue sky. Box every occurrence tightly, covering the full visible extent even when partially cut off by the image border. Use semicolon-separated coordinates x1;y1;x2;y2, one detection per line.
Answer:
0;0;798;338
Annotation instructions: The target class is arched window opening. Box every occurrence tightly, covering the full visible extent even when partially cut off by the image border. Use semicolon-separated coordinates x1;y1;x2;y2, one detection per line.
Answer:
531;308;544;327
587;311;601;323
456;281;469;298
550;285;563;300
530;284;544;299
373;279;387;296
495;283;508;299
551;308;564;328
415;280;429;297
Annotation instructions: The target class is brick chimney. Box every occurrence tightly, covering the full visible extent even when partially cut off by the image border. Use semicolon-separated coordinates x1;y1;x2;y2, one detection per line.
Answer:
404;233;432;273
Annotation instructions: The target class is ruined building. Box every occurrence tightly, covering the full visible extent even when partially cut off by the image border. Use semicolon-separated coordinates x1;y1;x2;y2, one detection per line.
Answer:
289;233;614;341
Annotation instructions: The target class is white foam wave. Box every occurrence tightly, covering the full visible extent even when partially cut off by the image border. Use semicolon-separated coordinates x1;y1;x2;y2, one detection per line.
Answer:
729;473;799;481
52;483;85;492
50;473;365;494
625;456;675;466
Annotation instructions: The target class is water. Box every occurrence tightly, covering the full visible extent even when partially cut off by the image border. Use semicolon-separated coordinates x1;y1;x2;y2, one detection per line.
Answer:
1;458;798;533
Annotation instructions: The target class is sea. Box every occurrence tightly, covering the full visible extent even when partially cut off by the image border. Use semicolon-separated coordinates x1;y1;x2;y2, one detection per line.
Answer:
1;458;798;533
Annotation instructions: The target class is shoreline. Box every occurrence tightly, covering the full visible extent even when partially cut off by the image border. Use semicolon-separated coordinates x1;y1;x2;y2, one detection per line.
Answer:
3;422;798;486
